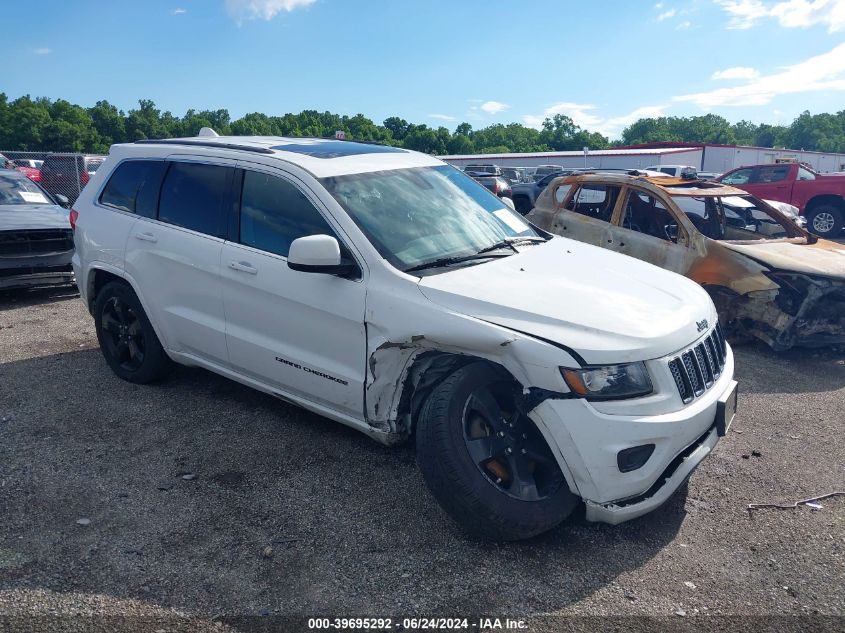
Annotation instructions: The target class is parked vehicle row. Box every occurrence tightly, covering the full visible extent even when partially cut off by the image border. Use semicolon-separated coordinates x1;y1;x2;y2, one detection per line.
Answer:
70;132;737;541
464;171;513;200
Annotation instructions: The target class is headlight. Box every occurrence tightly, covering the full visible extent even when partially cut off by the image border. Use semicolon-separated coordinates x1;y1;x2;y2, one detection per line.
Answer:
560;362;653;401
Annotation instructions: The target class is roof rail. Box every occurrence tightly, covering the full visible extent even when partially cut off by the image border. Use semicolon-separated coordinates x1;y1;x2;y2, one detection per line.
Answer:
133;139;274;154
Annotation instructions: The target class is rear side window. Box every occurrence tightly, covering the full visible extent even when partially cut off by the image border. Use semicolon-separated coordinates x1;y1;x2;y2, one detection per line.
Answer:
158;162;231;237
752;165;789;183
797;167;816;181
99;160;166;217
239;170;337;257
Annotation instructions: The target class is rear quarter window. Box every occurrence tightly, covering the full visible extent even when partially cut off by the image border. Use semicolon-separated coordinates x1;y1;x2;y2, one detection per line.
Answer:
99;160;166;217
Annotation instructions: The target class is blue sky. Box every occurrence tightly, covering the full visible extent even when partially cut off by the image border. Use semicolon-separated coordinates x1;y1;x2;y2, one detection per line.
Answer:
4;0;845;139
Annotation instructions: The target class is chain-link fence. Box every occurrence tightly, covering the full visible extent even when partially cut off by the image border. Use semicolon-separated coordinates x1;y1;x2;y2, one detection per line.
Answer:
1;150;106;205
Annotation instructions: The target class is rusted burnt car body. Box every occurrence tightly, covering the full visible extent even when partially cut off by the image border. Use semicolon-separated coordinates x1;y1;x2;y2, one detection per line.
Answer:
527;173;845;350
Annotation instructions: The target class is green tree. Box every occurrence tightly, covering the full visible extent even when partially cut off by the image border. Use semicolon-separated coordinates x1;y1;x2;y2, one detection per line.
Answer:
383;116;411;141
88;100;126;151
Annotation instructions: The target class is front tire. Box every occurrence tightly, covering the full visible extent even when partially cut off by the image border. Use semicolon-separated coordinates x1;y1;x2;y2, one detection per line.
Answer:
93;281;173;384
807;204;844;238
416;362;577;541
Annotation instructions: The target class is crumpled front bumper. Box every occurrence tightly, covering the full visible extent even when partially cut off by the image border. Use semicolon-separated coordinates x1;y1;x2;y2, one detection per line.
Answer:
583;424;719;524
527;345;735;524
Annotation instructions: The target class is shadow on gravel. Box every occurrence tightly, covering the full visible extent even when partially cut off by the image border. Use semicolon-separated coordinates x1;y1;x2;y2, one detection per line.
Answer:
0;285;79;311
732;341;845;395
0;348;687;617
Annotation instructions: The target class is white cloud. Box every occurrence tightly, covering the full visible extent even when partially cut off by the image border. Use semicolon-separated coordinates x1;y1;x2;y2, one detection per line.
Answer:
33;48;52;55
479;101;510;115
172;7;187;14
655;2;665;8
711;66;760;79
676;19;692;28
715;0;845;31
521;103;669;138
658;8;677;19
429;114;457;122
225;0;317;22
675;41;845;106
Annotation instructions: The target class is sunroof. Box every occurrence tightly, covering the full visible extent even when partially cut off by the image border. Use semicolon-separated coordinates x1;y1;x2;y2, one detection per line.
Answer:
271;140;406;159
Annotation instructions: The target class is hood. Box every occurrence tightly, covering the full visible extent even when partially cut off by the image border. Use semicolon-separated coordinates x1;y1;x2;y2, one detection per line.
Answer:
0;204;71;231
721;239;845;279
417;238;717;365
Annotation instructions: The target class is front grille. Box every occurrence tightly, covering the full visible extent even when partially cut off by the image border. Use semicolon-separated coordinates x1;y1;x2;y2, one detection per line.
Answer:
0;264;73;278
668;324;727;404
0;229;74;257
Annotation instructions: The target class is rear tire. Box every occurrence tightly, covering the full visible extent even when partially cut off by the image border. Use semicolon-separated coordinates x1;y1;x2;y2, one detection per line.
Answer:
93;281;173;384
807;204;844;238
416;362;577;541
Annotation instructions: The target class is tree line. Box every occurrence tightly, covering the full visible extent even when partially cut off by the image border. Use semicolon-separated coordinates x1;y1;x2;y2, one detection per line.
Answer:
2;92;844;156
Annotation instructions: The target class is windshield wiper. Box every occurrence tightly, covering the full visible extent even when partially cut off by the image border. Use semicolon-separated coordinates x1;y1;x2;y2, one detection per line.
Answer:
476;236;547;254
403;251;512;273
404;237;547;273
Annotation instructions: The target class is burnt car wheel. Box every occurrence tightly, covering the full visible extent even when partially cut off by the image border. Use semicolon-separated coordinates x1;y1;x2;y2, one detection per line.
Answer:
416;362;577;541
807;204;844;238
94;281;172;383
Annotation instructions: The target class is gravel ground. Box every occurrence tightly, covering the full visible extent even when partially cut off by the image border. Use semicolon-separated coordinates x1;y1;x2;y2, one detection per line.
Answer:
0;286;843;632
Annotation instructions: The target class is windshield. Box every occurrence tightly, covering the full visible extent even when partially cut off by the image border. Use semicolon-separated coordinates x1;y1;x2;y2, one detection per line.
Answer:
670;193;802;241
0;171;52;206
321;165;540;271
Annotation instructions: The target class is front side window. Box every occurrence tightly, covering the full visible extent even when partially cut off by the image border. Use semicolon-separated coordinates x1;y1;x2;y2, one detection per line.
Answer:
721;168;752;185
321;165;539;271
669;191;801;241
720;196;797;240
99;160;166;217
0;171;52;206
158;162;231;237
239;170;338;257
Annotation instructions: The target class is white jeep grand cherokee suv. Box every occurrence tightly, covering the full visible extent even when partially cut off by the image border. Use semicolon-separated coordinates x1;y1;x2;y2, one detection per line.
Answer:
72;132;737;541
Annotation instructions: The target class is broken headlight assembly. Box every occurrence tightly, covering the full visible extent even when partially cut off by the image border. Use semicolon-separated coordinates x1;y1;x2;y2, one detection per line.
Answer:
560;362;653;401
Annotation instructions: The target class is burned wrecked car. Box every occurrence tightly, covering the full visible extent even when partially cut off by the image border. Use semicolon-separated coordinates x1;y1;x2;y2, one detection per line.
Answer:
0;168;75;290
528;173;845;350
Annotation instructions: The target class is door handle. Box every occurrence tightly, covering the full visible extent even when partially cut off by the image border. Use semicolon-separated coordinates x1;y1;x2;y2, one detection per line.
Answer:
135;232;158;243
228;260;258;274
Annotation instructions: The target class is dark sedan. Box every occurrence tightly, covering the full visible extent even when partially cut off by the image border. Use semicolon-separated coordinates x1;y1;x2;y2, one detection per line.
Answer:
0;169;75;290
465;171;513;199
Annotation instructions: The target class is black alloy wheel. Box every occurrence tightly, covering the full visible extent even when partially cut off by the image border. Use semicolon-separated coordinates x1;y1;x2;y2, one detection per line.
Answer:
461;382;564;502
100;296;146;372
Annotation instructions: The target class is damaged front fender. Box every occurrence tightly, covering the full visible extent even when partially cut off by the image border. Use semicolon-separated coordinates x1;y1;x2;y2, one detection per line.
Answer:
363;295;580;440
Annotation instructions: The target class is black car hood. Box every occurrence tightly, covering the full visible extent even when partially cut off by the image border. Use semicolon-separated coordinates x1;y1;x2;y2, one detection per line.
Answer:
0;204;70;231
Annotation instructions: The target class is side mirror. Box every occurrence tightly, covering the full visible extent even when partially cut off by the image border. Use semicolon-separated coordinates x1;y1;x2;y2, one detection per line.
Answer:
664;224;679;242
501;196;515;211
55;194;70;208
287;235;356;276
